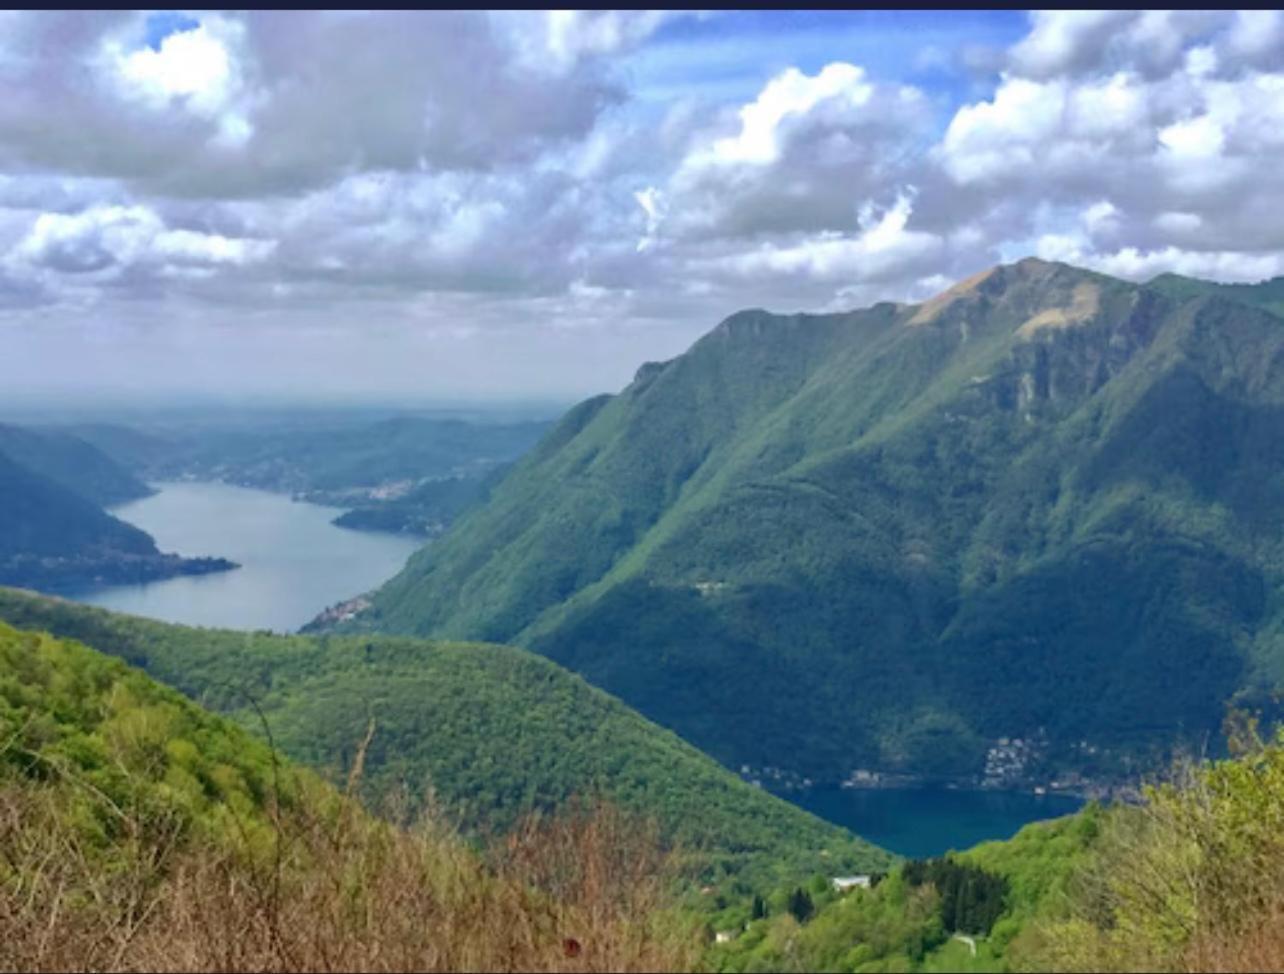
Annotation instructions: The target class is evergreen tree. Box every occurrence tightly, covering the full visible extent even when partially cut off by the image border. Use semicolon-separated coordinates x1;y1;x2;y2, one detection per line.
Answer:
787;886;814;923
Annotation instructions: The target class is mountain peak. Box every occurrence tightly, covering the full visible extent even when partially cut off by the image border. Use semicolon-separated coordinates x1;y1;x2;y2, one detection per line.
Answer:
907;266;1000;325
908;258;1112;330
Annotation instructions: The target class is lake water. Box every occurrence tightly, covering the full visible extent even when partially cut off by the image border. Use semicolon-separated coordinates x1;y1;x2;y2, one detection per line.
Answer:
79;481;422;632
782;785;1084;859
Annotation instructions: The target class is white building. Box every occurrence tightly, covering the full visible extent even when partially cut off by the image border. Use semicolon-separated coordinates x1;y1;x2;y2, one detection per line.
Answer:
832;875;871;892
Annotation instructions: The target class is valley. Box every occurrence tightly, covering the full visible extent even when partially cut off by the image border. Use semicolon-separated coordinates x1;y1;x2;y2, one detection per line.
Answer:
6;10;1284;970
4;258;1284;972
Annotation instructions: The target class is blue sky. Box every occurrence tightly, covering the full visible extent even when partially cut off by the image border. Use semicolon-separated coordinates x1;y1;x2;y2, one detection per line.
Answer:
1;10;1283;404
628;10;1027;106
142;11;199;50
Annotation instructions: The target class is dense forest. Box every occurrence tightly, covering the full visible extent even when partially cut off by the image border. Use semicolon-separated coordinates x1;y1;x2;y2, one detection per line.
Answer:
0;447;233;591
354;260;1284;789
0;588;892;893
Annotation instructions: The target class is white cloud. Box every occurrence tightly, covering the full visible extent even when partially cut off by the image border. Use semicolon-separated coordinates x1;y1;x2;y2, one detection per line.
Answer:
114;23;234;109
1154;211;1202;234
5;10;1284;403
1158;114;1224;159
1225;10;1284;67
704;62;874;166
939;77;1066;184
634;186;665;252
543;10;676;68
9;205;275;281
1042;240;1284;284
1009;10;1134;78
712;192;942;283
104;16;254;148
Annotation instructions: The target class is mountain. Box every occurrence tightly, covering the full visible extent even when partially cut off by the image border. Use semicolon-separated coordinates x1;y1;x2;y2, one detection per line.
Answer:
0;619;698;972
72;414;551;536
0;451;234;591
331;465;510;537
60;421;178;470
0;423;153;506
0;587;893;890
75;415;550;497
356;258;1284;787
1148;271;1284;318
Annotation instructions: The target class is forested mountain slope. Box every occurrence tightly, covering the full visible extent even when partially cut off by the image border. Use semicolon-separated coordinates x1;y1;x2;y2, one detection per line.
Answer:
0;587;892;889
0;450;232;592
361;259;1284;786
0;422;153;506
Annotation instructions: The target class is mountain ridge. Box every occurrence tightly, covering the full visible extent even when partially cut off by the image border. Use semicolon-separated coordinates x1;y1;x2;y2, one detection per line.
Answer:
354;259;1284;788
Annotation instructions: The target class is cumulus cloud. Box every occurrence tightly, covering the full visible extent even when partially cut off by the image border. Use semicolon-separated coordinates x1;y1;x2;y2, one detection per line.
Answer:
3;203;275;311
0;11;621;197
2;10;1284;404
923;12;1284;285
707;192;942;284
657;61;933;246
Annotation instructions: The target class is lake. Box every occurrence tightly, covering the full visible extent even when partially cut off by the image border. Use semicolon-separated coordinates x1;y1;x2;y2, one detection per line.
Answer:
79;481;423;632
781;785;1084;859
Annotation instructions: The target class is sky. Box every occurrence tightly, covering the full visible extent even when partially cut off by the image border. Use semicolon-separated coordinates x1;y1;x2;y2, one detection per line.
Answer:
2;9;1283;406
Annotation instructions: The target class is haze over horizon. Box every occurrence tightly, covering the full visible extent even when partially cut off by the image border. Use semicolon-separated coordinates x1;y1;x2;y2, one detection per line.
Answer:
4;10;1284;405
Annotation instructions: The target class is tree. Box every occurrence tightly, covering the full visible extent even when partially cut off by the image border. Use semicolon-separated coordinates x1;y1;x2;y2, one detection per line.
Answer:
787;887;814;923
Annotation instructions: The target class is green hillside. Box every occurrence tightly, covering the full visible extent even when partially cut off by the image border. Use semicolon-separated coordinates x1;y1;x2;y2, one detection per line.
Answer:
0;618;295;839
0;451;233;592
0;451;154;560
357;259;1284;787
0;587;893;890
332;467;505;537
0;619;700;971
1147;271;1284;318
709;807;1103;972
0;422;153;506
714;725;1284;972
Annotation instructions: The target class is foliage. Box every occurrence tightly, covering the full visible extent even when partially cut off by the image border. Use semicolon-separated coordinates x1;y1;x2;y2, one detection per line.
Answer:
0;620;702;972
0;588;893;896
358;260;1284;786
902;858;1007;935
0;427;235;592
1021;730;1284;972
787;886;815;923
710;805;1101;972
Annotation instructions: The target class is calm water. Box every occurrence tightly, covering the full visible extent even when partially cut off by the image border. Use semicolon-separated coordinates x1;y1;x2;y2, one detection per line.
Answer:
79;481;422;632
783;786;1084;859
